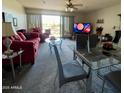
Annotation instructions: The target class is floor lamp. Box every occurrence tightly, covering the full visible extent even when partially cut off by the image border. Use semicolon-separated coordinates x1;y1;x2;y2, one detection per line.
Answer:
2;22;17;55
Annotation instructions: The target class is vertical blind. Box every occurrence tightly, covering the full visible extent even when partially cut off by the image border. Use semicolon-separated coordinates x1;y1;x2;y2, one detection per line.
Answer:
27;14;42;31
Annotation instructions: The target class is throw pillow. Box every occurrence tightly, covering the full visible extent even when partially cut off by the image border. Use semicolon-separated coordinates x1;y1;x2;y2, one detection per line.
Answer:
14;35;23;41
10;36;15;41
24;33;31;40
18;32;26;40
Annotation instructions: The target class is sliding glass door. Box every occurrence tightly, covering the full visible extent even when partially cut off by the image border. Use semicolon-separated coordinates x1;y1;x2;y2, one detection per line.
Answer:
42;15;60;37
27;14;74;38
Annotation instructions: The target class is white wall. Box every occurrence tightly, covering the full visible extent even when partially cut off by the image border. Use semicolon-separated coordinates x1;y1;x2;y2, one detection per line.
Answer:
85;4;121;46
74;15;87;23
2;0;27;30
85;4;121;35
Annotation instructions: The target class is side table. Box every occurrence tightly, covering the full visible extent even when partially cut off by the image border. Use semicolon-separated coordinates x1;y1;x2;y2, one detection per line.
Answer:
2;49;24;82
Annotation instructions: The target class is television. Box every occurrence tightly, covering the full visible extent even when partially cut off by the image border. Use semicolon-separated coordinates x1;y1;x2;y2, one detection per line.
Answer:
73;23;91;34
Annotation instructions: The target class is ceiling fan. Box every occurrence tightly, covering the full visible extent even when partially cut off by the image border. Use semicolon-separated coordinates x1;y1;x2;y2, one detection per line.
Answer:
65;0;83;12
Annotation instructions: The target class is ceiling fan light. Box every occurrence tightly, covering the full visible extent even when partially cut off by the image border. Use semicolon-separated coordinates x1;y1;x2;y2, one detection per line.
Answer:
65;8;68;12
70;8;74;12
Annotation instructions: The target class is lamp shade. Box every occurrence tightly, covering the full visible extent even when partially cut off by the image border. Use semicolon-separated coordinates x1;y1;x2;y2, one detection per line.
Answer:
2;22;17;37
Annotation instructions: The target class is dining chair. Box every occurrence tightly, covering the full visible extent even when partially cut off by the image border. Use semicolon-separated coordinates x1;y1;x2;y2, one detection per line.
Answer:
101;70;121;93
76;34;99;51
53;45;90;91
113;30;121;44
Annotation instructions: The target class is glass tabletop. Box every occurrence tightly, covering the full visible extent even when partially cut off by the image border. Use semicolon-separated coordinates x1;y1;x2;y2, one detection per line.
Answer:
45;38;62;45
2;50;24;59
74;48;120;70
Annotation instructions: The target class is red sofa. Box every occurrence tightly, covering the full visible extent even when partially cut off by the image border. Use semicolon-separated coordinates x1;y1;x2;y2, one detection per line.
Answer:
2;32;40;65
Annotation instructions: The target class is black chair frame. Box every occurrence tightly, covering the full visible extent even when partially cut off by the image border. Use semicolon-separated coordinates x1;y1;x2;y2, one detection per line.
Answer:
53;45;90;89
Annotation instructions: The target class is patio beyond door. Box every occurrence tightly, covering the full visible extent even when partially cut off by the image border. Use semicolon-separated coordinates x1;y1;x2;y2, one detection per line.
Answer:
42;15;60;38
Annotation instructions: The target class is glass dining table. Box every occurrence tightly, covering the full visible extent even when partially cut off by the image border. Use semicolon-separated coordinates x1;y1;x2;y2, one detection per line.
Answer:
73;47;121;93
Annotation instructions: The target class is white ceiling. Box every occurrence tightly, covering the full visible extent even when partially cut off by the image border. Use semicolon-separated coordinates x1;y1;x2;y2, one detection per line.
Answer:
17;0;121;12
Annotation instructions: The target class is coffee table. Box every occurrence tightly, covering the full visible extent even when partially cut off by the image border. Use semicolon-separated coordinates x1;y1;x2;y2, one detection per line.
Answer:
45;38;62;53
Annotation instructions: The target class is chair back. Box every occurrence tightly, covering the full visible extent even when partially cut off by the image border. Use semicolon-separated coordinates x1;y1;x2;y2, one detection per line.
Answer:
105;70;121;92
53;44;91;87
76;34;99;50
53;45;64;82
89;34;99;48
45;29;51;35
113;30;121;43
76;34;87;50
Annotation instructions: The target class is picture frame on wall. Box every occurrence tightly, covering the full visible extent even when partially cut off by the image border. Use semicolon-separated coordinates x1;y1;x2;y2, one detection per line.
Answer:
13;18;17;26
2;12;13;22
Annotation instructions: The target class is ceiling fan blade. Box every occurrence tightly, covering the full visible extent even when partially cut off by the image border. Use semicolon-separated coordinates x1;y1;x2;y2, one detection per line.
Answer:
73;7;78;10
65;0;80;12
65;1;69;4
65;0;72;4
73;4;83;6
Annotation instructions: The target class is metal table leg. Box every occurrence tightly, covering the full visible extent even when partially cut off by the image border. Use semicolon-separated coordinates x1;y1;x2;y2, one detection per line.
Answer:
86;70;93;93
49;43;52;53
19;52;22;69
60;39;62;49
86;70;100;93
73;51;76;60
10;58;15;82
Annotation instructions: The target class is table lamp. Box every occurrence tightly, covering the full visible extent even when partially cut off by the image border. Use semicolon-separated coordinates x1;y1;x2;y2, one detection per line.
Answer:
2;22;17;55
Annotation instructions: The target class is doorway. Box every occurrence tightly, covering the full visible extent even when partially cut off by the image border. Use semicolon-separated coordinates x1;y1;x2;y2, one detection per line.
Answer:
42;15;60;37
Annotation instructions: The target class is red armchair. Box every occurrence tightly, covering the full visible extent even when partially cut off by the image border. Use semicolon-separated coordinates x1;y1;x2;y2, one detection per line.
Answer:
2;32;40;65
42;29;51;40
31;27;51;42
32;27;43;42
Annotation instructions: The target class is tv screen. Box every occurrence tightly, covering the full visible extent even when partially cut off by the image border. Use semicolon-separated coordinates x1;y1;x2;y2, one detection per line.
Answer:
74;23;91;34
